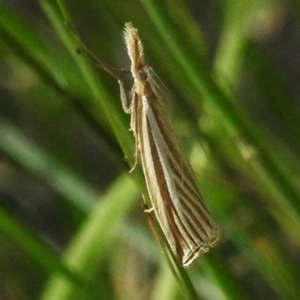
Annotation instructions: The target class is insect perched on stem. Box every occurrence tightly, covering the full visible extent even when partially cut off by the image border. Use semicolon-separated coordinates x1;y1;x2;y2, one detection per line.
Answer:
118;23;219;267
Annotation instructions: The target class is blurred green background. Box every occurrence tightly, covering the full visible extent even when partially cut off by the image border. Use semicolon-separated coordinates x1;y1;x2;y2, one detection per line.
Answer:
1;0;300;299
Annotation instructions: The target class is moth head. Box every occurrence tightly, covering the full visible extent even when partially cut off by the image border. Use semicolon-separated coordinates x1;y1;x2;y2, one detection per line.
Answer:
124;22;146;79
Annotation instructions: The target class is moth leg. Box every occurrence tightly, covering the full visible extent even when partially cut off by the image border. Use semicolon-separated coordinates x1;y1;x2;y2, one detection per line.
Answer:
129;140;139;172
129;159;138;173
129;92;140;173
144;206;154;213
129;156;138;172
118;80;132;113
142;196;154;213
118;79;140;172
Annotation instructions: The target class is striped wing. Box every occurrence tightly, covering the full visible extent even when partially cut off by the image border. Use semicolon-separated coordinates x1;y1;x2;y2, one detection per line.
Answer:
136;74;219;267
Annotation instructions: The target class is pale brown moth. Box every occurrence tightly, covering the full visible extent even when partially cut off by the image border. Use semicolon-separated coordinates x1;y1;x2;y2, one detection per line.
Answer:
117;23;220;267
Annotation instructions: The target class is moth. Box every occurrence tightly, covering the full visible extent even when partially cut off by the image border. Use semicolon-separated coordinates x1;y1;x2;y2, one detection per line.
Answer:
117;23;219;267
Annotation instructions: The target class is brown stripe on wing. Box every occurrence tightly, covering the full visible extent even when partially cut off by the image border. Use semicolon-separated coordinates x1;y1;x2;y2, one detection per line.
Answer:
144;86;217;237
141;106;199;262
147;78;201;194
